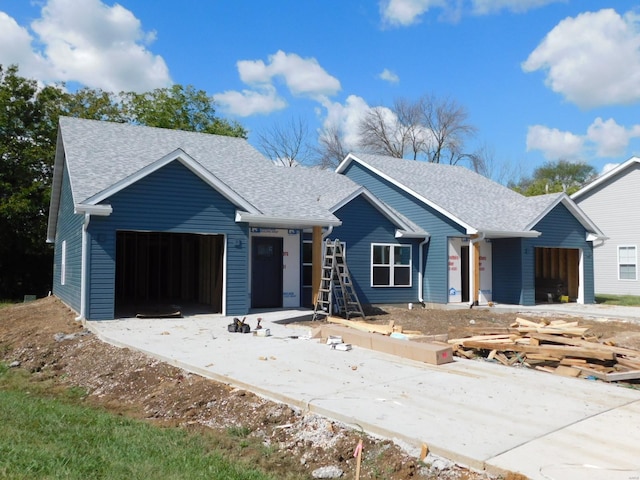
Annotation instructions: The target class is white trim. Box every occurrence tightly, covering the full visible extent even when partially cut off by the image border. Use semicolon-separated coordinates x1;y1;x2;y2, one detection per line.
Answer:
618;245;638;281
235;211;342;228
74;204;112;216
370;243;412;287
85;149;259;214
337;153;478;234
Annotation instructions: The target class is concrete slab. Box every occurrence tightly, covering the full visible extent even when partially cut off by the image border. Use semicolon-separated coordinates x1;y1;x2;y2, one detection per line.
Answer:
86;311;640;478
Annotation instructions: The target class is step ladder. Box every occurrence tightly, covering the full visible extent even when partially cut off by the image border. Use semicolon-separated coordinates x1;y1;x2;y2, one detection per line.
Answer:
312;239;365;321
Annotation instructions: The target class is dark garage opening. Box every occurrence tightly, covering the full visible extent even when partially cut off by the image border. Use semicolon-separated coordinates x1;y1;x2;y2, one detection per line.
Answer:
535;247;579;303
115;231;224;316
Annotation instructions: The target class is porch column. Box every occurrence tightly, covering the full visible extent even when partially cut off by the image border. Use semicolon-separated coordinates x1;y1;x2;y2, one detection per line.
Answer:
311;226;323;306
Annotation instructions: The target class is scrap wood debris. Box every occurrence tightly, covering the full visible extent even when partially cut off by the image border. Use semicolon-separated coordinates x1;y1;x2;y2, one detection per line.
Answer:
448;317;640;382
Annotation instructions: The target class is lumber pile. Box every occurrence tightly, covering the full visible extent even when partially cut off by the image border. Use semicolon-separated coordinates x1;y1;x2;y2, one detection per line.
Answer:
449;317;640;382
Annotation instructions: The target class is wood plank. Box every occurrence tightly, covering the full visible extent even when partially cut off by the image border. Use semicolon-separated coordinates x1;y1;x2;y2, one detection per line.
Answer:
555;365;581;377
461;340;616;361
529;333;640;357
326;316;393;335
604;370;640;382
617;357;640;369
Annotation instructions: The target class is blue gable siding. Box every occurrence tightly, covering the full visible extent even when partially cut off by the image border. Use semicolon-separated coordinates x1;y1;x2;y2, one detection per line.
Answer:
342;162;465;304
526;202;595;304
328;195;420;305
86;160;249;320
52;163;83;313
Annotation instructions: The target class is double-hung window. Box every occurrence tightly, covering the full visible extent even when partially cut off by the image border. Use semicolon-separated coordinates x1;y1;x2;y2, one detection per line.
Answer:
618;246;637;280
371;244;411;287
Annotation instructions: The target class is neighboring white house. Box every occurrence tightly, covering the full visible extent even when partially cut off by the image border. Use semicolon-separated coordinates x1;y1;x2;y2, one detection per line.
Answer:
572;157;640;296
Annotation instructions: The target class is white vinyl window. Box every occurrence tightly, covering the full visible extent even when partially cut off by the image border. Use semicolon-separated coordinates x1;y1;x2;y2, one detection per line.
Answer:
61;240;67;286
371;244;411;287
618;246;637;280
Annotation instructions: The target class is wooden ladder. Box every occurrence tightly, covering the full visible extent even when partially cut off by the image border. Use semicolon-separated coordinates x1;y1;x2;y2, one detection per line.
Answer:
312;239;365;320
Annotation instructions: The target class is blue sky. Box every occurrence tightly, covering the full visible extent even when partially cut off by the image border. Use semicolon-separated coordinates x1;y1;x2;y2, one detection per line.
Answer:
1;0;639;181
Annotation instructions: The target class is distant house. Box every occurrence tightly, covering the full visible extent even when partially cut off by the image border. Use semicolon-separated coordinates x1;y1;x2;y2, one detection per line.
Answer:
336;153;605;306
47;118;605;321
572;157;640;297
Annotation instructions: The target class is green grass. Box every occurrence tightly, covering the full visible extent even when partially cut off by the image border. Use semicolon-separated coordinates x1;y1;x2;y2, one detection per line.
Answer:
0;367;276;480
595;294;640;307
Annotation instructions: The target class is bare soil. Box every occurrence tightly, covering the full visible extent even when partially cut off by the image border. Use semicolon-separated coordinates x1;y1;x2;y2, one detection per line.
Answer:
2;297;640;479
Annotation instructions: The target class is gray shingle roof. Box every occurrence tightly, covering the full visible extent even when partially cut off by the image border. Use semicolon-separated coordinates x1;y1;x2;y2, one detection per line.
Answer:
343;153;571;234
59;117;345;224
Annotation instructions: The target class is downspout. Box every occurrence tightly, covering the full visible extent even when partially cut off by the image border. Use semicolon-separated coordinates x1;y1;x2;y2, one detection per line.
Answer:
322;226;334;240
417;236;430;305
76;212;91;321
469;232;485;308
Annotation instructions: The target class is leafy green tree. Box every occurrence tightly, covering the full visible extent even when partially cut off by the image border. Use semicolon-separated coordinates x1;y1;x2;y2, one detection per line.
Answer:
510;160;597;196
0;65;65;298
121;84;247;138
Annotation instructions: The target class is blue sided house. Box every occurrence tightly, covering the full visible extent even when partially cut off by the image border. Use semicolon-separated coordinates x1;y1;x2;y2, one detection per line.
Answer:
47;118;604;321
47;117;424;320
335;153;605;307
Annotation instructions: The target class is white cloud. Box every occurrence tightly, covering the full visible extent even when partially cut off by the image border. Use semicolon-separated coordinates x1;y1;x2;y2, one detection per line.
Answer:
526;125;584;160
523;9;640;108
321;95;373;150
214;85;287;117
378;68;400;83
380;0;561;26
586;117;640;157
380;0;443;26
237;50;341;98
0;0;170;92
472;0;564;15
0;12;50;79
527;118;640;160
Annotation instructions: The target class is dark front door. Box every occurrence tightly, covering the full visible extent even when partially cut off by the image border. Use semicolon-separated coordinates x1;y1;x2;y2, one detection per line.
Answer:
251;237;283;308
461;245;469;303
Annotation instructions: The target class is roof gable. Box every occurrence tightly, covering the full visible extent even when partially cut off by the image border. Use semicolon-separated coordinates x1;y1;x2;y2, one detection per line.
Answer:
337;153;601;237
572;156;640;201
85;148;258;213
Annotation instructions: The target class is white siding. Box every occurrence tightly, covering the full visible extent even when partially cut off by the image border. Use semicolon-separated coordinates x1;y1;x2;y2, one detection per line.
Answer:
575;163;640;296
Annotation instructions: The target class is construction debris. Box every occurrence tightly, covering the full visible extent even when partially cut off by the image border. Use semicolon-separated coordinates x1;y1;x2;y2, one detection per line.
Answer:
449;317;640;382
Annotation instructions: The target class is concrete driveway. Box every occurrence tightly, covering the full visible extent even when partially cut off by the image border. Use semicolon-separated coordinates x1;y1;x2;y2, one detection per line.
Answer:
87;308;640;480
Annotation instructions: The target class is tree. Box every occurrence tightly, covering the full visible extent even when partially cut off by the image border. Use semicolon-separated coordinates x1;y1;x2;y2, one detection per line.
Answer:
356;94;479;168
256;116;312;166
510;160;598;196
315;124;349;169
121;84;247;138
0;65;65;298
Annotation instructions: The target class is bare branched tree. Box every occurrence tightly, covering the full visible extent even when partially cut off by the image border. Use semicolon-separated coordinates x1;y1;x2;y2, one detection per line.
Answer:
419;94;477;165
358;106;406;158
315;124;348;169
257;116;311;167
356;94;478;168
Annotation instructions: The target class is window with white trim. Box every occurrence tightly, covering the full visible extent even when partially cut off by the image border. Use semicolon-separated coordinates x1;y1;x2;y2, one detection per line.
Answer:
618;246;637;280
61;240;67;286
371;244;411;287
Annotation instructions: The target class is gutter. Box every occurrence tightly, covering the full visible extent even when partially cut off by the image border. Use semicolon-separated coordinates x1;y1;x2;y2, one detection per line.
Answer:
235;211;342;228
76;213;90;321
